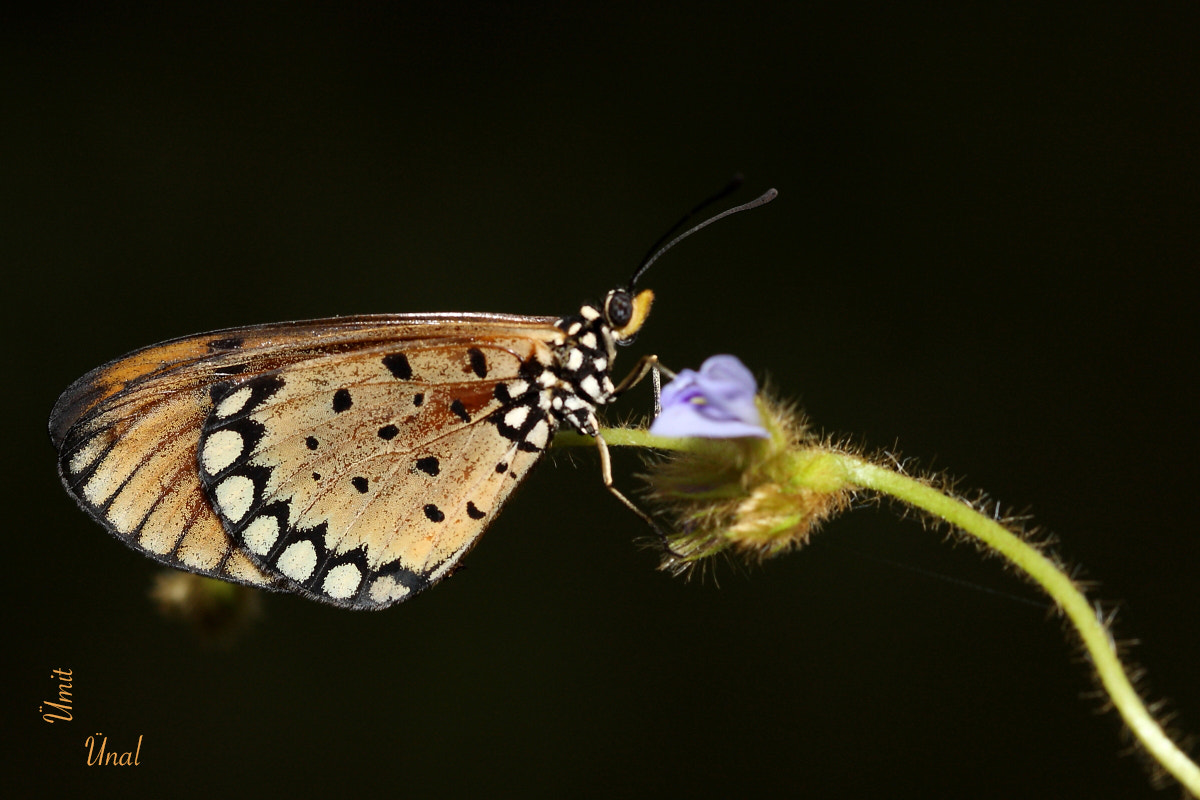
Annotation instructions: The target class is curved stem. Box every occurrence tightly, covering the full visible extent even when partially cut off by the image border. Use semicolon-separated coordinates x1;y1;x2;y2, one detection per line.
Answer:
839;456;1200;795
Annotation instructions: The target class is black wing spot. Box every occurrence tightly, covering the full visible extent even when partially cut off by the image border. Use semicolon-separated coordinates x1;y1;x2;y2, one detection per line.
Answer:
306;436;319;450
383;353;413;380
495;462;508;473
467;348;488;378
351;476;369;493
333;388;352;413
413;393;425;406
312;472;322;481
466;501;486;520
450;399;470;423
415;456;440;476
378;424;399;440
424;504;445;523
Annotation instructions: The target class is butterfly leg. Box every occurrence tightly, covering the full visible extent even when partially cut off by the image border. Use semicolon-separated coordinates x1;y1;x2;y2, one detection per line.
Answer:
612;354;676;417
590;414;688;559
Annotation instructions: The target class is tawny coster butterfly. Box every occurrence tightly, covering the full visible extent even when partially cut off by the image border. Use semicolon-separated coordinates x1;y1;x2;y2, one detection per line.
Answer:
49;182;776;609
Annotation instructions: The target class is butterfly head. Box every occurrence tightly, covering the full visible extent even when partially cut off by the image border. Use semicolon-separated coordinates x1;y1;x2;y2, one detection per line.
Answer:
604;286;655;346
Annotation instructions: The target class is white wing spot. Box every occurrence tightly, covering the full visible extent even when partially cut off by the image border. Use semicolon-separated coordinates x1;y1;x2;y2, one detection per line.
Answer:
567;321;582;334
580;306;600;320
504;406;530;429
507;379;529;397
242;514;280;556
580;332;598;349
566;348;584;370
215;475;256;522
276;540;317;582
201;429;244;475
322;563;362;600
369;576;411;605
68;435;106;475
593;356;607;371
215;386;253;418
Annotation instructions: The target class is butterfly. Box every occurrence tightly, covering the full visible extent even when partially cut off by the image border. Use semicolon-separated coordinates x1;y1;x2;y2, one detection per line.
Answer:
49;183;777;609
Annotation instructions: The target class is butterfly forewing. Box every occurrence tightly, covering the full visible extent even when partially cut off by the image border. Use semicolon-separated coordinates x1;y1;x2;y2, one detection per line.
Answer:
50;313;563;602
197;336;556;608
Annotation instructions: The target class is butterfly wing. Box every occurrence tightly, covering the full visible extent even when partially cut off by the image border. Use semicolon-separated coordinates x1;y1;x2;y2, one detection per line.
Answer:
50;313;561;602
197;337;557;608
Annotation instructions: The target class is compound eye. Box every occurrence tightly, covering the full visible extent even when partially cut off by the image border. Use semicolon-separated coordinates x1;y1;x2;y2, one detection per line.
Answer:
605;290;634;328
607;288;654;342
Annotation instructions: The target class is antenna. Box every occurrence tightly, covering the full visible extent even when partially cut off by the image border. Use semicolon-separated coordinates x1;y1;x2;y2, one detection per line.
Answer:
629;178;778;287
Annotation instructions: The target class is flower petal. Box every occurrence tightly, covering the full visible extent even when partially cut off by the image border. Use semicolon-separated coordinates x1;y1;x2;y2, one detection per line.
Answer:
650;355;769;439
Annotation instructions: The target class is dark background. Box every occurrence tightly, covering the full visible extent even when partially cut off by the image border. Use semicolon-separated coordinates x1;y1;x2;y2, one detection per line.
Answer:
7;4;1198;798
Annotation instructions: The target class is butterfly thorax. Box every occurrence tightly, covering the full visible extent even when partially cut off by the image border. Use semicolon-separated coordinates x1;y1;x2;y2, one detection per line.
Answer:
487;280;655;453
548;301;622;433
490;299;619;452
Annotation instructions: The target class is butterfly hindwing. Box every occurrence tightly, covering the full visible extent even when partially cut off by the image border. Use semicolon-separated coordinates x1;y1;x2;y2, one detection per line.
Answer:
50;314;562;597
198;335;558;608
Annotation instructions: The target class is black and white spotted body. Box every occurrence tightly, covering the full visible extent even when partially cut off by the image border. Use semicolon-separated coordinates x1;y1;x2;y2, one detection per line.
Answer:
492;294;628;460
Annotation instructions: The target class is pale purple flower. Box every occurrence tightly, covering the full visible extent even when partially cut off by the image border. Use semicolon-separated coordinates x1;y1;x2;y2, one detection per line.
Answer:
649;355;769;439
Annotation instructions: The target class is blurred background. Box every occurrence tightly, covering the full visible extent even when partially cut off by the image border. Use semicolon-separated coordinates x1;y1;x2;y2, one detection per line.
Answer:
7;4;1198;797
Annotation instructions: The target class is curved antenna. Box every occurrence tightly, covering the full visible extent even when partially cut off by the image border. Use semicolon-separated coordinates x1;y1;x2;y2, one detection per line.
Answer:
632;175;745;280
629;182;778;287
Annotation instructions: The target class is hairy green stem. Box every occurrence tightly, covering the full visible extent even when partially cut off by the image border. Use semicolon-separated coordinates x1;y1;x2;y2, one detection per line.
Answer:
841;457;1200;796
